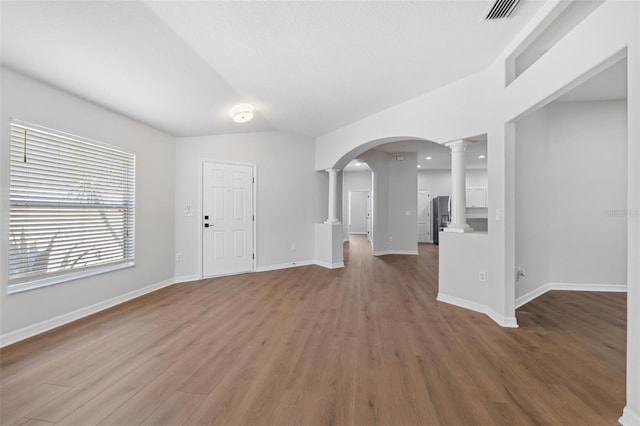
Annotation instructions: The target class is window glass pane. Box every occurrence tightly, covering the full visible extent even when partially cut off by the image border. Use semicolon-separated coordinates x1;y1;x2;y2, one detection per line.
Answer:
8;120;135;289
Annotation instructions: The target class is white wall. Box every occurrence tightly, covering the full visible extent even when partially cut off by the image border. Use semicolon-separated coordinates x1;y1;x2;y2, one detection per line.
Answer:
342;171;372;239
358;151;418;254
515;100;627;303
174;131;324;278
547;101;627;285
388;153;418;253
438;232;489;311
515;107;550;300
315;70;490;170
0;67;176;337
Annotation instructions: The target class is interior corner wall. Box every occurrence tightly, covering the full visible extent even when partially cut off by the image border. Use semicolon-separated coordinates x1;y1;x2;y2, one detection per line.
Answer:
547;100;627;285
0;67;176;336
516;100;627;302
174;131;321;277
342;171;372;240
515;107;550;300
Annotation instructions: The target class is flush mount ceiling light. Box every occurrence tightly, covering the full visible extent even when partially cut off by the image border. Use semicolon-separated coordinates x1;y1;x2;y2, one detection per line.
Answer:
417;165;422;168
425;156;432;160
479;155;486;159
229;103;254;123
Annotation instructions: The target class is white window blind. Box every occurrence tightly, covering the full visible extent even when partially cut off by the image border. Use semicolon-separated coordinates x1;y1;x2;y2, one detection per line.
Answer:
8;120;135;292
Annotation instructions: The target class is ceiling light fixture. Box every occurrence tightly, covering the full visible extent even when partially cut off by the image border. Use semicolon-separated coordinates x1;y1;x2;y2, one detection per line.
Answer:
417;165;422;168
229;103;254;123
479;155;486;159
425;156;432;160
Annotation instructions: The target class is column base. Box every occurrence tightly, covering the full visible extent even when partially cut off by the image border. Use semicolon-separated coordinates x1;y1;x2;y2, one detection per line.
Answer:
443;226;474;233
315;223;344;269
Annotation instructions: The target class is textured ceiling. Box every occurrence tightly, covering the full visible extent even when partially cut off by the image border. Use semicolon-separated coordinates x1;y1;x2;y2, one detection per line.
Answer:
1;0;545;137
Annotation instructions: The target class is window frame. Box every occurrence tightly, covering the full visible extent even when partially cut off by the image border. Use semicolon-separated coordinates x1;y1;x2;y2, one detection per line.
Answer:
7;119;136;294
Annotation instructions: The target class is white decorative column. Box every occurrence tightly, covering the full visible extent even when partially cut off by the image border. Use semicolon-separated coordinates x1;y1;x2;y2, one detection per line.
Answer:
316;168;344;269
444;140;473;233
325;168;341;224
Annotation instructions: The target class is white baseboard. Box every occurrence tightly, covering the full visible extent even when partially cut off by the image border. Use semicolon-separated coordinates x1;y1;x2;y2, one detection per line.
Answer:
0;277;176;348
515;284;551;309
349;232;368;235
516;282;627;309
548;282;627;292
619;406;640;426
315;260;345;269
173;274;201;284
255;260;315;272
372;250;419;256
437;293;486;315
437;293;519;328
486;309;519;328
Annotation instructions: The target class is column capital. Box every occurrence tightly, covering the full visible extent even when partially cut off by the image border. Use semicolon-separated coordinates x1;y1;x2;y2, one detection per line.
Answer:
445;140;472;152
325;168;340;175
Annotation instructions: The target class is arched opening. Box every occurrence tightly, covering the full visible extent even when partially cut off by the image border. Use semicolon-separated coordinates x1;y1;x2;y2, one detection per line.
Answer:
335;137;489;262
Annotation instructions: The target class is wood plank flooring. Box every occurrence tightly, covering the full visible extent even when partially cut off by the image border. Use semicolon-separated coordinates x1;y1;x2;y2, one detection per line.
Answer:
0;235;626;425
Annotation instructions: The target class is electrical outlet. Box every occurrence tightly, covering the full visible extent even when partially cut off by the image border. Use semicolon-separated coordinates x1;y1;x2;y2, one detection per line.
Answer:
176;253;183;262
479;271;487;282
517;266;526;281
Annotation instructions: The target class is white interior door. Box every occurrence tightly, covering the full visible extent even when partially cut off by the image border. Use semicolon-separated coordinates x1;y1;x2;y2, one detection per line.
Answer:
366;191;372;242
202;162;254;277
418;189;431;243
349;191;369;234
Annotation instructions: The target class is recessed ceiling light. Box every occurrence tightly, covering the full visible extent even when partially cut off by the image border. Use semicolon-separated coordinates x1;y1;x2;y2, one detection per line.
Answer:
417;165;422;168
229;103;254;123
479;155;486;159
425;156;432;160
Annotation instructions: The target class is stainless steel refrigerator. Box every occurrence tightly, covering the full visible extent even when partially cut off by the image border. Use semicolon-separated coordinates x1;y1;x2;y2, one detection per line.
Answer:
432;196;450;245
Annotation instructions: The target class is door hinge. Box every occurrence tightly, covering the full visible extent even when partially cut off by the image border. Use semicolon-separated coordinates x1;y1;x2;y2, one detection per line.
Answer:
252;253;255;259
253;215;255;222
252;177;255;183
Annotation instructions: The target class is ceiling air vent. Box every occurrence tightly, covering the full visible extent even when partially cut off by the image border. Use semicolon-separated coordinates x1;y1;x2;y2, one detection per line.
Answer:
484;0;522;20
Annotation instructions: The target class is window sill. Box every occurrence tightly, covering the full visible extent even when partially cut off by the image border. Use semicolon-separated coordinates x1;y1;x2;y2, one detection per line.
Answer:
8;261;135;295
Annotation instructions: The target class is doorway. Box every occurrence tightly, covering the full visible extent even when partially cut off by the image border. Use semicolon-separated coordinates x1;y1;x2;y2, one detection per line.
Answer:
348;190;370;240
417;189;431;243
201;161;255;277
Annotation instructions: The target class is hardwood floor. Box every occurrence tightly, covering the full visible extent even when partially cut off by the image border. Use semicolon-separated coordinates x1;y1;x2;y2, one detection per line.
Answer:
0;235;626;425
